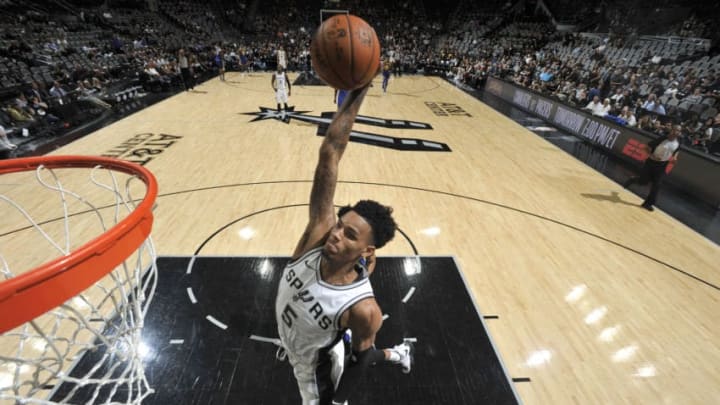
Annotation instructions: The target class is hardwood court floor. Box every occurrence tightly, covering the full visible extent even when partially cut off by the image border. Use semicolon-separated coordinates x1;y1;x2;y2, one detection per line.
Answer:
3;73;720;404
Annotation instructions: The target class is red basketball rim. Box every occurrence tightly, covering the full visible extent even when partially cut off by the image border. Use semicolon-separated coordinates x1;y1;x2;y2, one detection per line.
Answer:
0;155;158;333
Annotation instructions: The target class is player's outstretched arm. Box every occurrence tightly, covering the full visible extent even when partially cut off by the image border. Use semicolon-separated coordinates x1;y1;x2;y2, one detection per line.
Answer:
292;85;371;258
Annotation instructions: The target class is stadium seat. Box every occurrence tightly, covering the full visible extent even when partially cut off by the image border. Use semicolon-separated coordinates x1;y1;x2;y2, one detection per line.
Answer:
689;103;706;116
700;107;717;121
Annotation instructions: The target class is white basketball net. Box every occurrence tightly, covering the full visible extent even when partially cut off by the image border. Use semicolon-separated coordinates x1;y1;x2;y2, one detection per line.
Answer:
0;163;157;404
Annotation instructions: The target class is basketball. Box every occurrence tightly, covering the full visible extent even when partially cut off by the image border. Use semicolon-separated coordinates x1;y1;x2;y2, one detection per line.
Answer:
310;14;380;90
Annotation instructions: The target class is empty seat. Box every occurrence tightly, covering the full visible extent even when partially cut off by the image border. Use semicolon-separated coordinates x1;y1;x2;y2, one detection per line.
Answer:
677;101;691;112
700;107;717;121
689;103;706;115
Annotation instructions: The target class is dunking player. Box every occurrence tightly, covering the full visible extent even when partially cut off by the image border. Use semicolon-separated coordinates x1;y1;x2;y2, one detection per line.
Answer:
275;84;413;405
271;67;292;113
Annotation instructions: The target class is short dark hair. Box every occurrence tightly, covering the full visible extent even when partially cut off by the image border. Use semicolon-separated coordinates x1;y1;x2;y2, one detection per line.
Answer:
338;200;396;249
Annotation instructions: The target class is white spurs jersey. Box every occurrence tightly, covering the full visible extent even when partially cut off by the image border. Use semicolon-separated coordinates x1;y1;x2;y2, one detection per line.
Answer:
275;72;287;92
276;247;374;365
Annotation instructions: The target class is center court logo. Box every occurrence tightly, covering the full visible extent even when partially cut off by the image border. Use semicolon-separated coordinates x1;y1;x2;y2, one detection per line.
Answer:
242;107;451;152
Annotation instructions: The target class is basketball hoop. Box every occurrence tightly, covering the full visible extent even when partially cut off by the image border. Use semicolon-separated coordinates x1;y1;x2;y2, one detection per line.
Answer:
0;155;158;404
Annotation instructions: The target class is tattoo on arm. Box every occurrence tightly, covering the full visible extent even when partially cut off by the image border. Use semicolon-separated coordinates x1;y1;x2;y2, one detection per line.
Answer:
306;86;370;223
309;157;337;220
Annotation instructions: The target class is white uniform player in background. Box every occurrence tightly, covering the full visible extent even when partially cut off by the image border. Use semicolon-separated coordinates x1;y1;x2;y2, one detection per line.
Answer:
274;85;413;405
271;67;292;115
278;47;287;70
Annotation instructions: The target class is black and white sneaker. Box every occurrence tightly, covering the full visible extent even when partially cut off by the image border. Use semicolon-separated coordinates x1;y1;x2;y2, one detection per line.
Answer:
389;341;414;374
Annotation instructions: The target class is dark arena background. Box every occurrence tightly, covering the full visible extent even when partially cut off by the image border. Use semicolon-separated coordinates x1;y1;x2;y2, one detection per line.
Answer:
1;0;720;404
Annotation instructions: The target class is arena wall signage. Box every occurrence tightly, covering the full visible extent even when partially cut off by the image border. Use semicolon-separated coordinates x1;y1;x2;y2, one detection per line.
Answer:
485;77;720;207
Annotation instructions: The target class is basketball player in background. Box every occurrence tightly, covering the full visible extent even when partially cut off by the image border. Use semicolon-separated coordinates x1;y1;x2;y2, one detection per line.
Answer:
381;60;391;93
271;67;292;114
275;84;413;405
277;46;288;70
216;50;226;81
391;49;402;77
239;48;249;78
333;88;348;109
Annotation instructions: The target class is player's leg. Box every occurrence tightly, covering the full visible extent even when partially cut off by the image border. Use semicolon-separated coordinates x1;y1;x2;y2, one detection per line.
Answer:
292;362;324;405
276;90;282;111
281;91;289;111
328;337;347;404
343;329;414;373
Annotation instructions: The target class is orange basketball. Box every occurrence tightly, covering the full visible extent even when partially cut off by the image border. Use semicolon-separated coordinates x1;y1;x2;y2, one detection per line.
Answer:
311;14;380;90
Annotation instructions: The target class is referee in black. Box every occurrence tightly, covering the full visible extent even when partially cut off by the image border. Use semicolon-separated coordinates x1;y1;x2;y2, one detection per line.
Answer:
623;125;681;211
178;48;194;91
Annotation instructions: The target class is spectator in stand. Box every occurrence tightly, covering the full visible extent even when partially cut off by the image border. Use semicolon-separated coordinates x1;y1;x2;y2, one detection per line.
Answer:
683;87;705;104
144;62;171;85
610;87;625;109
687;117;711;150
4;103;34;124
620;88;635;108
574;83;588;105
610;68;626;89
600;98;612;116
709;116;720;154
675;83;693;100
585;95;606;116
587;81;601;103
553;81;574;101
28;94;60;124
642;94;666;115
703;70;718;85
619;106;637;127
14;93;35;118
49;81;68;100
539;67;554;82
28;81;49;103
663;81;679;99
76;82;112;110
91;77;105;91
638;112;663;132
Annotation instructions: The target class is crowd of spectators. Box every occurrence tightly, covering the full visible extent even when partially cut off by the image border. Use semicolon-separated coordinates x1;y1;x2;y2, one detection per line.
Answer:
443;17;719;154
1;0;719;156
